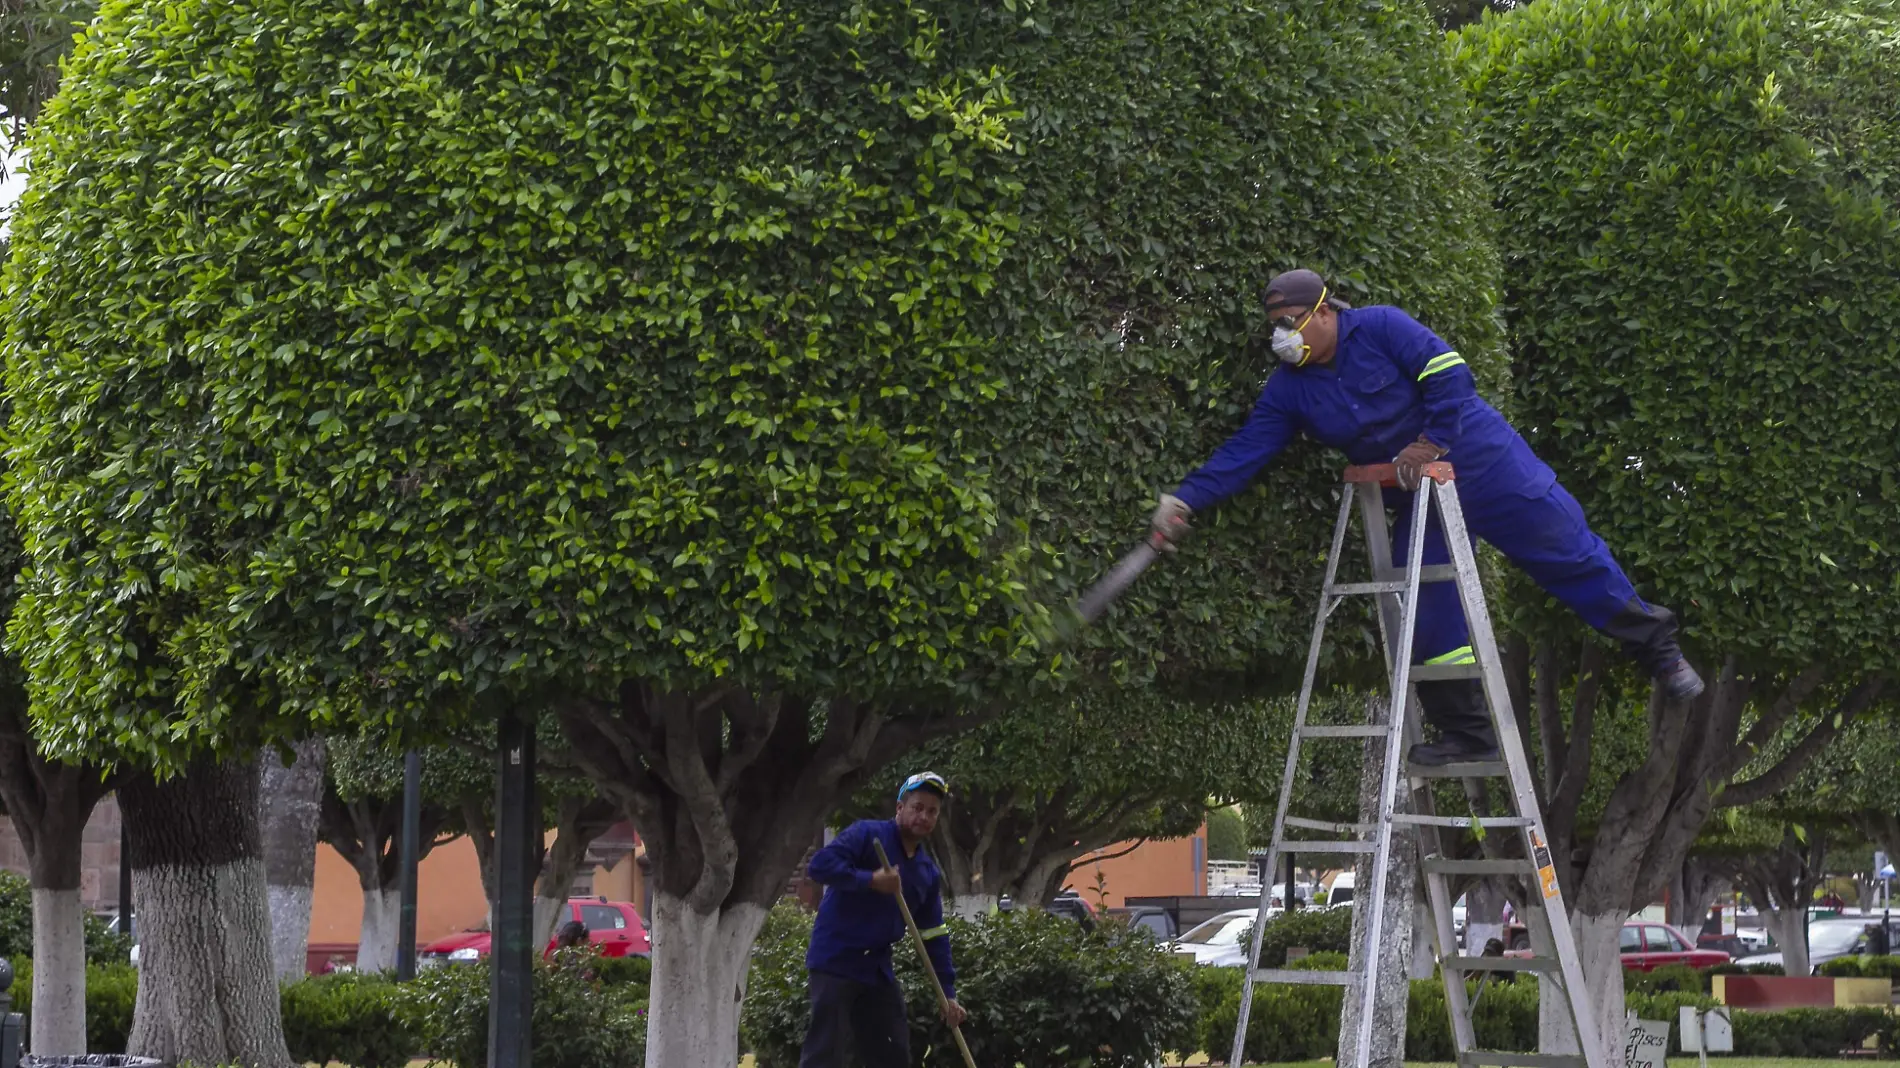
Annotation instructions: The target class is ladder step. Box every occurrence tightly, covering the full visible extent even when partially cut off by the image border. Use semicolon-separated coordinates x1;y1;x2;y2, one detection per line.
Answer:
1457;1055;1586;1068
1445;955;1558;973
1392;814;1536;829
1251;967;1356;986
1422;857;1535;876
1271;839;1375;854
1285;816;1374;834
1299;724;1393;738
1412;662;1483;681
1409;760;1507;779
1331;580;1406;596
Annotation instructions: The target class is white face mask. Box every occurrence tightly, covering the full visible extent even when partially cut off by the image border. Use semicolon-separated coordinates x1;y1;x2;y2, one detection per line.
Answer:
1271;325;1309;365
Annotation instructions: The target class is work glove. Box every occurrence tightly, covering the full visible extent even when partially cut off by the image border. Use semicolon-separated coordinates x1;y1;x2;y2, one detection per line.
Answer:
1150;493;1193;551
1393;438;1447;491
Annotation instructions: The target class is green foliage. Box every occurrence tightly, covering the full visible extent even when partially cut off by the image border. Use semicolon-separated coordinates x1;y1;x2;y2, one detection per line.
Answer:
1627;962;1708;994
398;955;648;1068
1455;0;1900;673
1729;1005;1898;1056
10;961;138;1053
0;0;95;146
1;0;1503;762
1247;905;1354;967
0;871;134;964
744;901;1197;1068
1820;954;1900;979
280;973;419;1068
1205;806;1247;862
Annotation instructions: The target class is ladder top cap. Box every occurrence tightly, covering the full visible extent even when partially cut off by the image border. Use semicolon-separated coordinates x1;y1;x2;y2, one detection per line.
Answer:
1343;462;1455;485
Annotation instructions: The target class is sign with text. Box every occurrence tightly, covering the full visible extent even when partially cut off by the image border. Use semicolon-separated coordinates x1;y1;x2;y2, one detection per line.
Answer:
1624;1012;1670;1068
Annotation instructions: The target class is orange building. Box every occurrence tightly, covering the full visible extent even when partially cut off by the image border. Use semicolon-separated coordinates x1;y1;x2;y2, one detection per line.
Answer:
1063;824;1208;908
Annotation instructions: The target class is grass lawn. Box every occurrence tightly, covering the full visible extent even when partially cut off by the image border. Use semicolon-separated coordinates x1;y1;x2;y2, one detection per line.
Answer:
733;1058;1876;1068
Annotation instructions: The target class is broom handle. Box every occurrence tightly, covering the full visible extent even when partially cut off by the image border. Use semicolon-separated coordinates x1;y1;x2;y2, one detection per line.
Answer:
873;838;978;1068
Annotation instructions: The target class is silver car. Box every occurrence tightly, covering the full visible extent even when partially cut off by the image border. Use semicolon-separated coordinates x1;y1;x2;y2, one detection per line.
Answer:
1734;917;1882;974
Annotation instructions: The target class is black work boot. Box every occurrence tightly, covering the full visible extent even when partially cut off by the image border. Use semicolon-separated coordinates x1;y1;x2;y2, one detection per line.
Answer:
1604;598;1705;702
1408;735;1502;767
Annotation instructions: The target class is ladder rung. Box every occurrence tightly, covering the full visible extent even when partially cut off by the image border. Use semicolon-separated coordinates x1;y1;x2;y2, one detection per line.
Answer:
1373;564;1459;584
1272;839;1375;854
1285;816;1374;834
1458;1055;1585;1068
1332;580;1406;596
1423;857;1534;876
1300;724;1392;738
1409;760;1507;779
1412;662;1483;681
1392;814;1536;829
1251;967;1356;986
1445;955;1557;973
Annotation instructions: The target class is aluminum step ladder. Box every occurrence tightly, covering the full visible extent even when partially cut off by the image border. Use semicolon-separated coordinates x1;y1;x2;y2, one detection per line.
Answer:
1228;463;1606;1068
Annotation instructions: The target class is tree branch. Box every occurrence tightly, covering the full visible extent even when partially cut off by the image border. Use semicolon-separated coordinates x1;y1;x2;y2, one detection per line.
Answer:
1718;676;1886;808
1718;666;1828;782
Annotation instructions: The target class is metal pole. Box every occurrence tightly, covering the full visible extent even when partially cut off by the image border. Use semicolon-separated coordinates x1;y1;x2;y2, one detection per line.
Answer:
488;714;537;1068
396;749;423;980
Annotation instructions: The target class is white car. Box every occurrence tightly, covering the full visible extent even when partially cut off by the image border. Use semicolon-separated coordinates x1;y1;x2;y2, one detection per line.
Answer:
1736;927;1769;952
1734;918;1880;974
1170;908;1275;968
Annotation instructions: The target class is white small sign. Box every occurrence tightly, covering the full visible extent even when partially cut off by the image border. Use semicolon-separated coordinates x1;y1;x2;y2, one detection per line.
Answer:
1679;1007;1734;1053
1624;1012;1670;1068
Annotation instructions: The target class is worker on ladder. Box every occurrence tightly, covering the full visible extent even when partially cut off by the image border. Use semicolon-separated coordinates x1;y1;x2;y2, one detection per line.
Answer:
1151;268;1704;765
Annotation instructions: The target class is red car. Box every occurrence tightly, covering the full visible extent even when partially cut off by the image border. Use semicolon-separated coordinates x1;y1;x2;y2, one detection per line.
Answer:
1501;920;1729;971
419;898;650;965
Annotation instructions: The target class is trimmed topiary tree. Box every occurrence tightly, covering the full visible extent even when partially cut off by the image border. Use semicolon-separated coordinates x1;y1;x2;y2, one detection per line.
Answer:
4;0;1497;1062
1456;0;1900;1060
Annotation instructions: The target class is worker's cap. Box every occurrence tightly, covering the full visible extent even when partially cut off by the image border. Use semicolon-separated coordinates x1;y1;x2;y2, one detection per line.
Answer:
1262;268;1352;315
897;771;950;802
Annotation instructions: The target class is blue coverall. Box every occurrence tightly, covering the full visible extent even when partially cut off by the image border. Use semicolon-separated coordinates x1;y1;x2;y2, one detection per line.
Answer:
801;818;956;1068
1174;306;1678;737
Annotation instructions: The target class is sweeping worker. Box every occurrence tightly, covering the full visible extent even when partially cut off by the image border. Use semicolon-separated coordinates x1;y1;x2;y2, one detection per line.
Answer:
799;771;966;1067
1152;269;1705;765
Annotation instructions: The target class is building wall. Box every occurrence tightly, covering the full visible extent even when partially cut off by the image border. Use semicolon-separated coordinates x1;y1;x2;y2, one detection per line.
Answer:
1063;825;1207;908
0;794;126;913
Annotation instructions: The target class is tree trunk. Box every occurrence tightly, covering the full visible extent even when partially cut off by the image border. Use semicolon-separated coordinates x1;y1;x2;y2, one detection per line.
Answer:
644;893;769;1068
1339;728;1415;1068
259;738;326;983
1764;909;1810;975
121;758;294;1068
1538;910;1624;1068
30;887;86;1054
533;895;568;949
355;887;401;973
1466;878;1509;954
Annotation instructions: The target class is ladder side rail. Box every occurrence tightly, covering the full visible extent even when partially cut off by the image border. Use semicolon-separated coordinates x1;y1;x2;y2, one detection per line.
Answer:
1230;487;1361;1068
1435;483;1608;1068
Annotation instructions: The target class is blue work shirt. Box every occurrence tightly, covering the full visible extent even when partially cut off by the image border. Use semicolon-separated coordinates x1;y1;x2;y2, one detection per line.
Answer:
806;819;957;998
1174;306;1555;510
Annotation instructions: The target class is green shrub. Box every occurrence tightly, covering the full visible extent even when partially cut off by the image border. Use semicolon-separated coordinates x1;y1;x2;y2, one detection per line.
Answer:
9;961;137;1053
398;957;647;1068
1820;954;1900;979
1249;907;1354;967
1627;963;1706;994
0;872;135;965
281;973;420;1068
1455;0;1900;662
1730;1005;1897;1056
744;901;1197;1068
588;952;652;988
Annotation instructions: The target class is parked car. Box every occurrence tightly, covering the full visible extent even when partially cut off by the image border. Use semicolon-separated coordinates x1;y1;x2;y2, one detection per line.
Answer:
1325;873;1356;910
419;898;649;965
1046;889;1098;928
1112;906;1179;943
1167;908;1263;968
1620;921;1731;971
1501;920;1729;970
1734;918;1883;974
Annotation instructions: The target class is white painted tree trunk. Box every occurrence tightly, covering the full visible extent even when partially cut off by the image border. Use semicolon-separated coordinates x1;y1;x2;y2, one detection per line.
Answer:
29;887;86;1055
354;888;402;973
1340;729;1417;1068
1763;909;1810;975
644;893;769;1068
1538;910;1625;1068
534;895;569;950
1465;878;1509;955
259;738;325;983
948;892;998;921
129;859;293;1066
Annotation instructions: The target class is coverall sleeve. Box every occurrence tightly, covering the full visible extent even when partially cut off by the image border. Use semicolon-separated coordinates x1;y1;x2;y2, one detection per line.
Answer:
1384;309;1477;455
807;822;874;891
1172;380;1297;512
916;880;957;1000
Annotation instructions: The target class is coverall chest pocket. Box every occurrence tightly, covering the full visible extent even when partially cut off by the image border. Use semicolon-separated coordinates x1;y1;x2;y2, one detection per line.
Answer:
1350;364;1412;426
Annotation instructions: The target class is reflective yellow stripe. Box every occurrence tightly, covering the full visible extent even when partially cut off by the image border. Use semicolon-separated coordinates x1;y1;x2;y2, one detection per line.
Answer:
1425;645;1476;665
919;925;949;940
1418;351;1466;380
